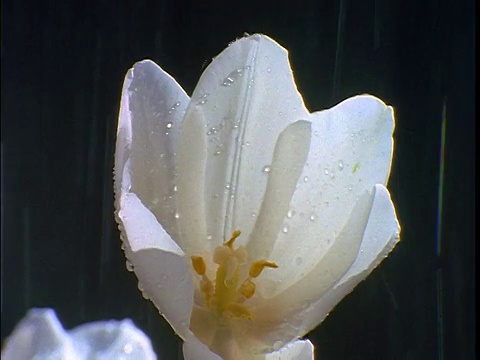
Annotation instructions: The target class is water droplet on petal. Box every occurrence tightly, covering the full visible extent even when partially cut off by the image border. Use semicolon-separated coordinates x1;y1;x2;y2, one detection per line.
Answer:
287;209;296;218
168;101;181;114
126;260;134;272
303;176;309;182
309;213;317;221
166;122;173;129
324;168;330;176
338;160;344;171
221;69;244;86
282;224;289;234
175;212;180;219
197;94;209;105
262;165;271;173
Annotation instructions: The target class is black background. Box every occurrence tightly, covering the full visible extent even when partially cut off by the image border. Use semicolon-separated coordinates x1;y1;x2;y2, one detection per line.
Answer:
1;0;475;359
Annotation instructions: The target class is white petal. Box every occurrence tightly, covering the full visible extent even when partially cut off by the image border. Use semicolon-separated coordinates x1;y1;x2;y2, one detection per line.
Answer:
117;192;194;342
175;106;208;256
255;184;399;346
1;308;75;360
186;34;309;247
246;120;311;261
69;318;157;359
305;184;400;325
115;60;189;243
265;339;314;360
182;338;314;360
264;95;395;293
183;340;223;360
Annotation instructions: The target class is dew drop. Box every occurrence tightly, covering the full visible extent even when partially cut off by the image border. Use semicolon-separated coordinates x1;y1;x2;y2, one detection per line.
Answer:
267;68;272;73
251;212;257;218
168;102;181;114
174;212;180;219
173;185;178;192
221;69;244;86
225;183;231;189
338;160;344;171
303;176;309;182
214;149;222;156
282;224;289;234
166;122;173;129
287;209;296;218
125;260;134;272
197;94;209;105
309;213;317;221
207;235;213;240
324;168;330;176
262;165;271;173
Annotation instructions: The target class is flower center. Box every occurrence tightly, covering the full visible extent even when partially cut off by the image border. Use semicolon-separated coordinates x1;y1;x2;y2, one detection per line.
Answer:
190;230;278;320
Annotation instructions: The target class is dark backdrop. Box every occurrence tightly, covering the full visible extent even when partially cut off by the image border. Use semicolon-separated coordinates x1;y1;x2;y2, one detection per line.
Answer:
1;0;475;359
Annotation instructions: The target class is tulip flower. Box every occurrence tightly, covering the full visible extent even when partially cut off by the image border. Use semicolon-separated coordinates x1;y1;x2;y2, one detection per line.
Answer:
1;308;157;359
114;34;400;359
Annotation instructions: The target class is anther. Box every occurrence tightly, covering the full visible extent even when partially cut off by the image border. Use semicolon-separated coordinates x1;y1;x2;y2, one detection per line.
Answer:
239;279;256;299
191;256;206;275
249;260;278;278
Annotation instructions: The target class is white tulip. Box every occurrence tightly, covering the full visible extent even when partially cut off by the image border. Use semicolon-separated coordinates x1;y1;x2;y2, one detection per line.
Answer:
114;34;400;360
1;308;157;360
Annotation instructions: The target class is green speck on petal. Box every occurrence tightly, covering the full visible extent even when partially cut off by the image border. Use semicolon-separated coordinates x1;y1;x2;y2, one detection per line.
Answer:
352;162;360;173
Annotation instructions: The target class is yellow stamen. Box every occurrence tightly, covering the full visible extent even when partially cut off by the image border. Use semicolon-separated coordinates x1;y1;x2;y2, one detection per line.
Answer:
239;279;256;299
249;260;278;278
190;230;278;321
191;256;206;275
